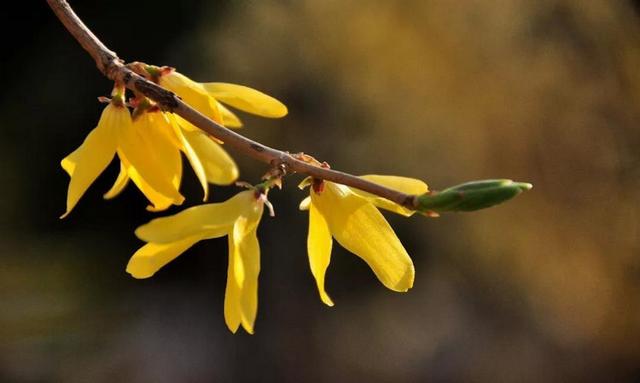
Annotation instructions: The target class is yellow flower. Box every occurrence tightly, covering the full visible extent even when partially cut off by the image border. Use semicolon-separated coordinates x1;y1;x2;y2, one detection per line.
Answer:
61;101;184;217
127;190;266;334
153;66;288;128
299;175;428;306
103;109;239;211
62;91;241;216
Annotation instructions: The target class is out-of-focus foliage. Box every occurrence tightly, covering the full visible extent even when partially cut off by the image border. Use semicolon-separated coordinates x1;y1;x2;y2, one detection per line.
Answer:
1;0;640;382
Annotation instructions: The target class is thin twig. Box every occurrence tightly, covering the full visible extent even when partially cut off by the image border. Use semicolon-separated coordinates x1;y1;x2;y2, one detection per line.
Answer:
46;0;418;209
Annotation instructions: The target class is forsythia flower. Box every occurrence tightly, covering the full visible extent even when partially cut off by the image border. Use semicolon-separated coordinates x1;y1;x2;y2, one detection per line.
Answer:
127;190;266;334
103;108;239;211
61;97;237;216
299;175;429;306
61;98;179;217
150;65;288;128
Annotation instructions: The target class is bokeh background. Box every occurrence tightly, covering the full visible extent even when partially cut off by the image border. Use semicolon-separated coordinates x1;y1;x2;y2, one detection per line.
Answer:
2;0;640;381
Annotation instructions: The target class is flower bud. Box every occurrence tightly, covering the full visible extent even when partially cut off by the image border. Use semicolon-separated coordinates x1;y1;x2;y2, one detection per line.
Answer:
416;179;532;213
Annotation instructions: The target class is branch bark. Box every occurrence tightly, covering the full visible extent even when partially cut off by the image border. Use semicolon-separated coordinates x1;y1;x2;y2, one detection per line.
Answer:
46;0;418;209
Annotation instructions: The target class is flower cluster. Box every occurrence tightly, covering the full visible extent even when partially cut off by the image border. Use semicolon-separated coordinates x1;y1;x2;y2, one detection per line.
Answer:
61;66;426;334
61;66;287;216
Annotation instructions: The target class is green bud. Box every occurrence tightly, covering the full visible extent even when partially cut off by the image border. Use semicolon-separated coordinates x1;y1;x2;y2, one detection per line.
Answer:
416;179;532;213
144;65;162;78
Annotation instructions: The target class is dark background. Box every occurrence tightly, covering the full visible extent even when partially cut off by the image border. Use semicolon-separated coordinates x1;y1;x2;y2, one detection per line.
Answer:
2;1;640;381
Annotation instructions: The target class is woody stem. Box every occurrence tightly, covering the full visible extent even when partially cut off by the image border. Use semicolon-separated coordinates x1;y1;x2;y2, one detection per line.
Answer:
46;0;418;209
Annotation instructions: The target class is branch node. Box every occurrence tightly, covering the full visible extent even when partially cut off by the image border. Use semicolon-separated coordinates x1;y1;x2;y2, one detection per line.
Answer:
133;77;180;111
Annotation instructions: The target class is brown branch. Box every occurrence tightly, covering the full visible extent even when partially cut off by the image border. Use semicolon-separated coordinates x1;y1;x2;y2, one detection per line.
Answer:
46;0;418;209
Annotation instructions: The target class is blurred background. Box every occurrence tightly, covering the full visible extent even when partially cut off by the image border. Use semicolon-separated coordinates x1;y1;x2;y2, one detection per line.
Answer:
2;0;640;381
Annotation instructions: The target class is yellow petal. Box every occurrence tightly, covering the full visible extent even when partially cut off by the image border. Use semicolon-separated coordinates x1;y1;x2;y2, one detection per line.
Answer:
126;235;204;279
299;196;311;211
239;228;260;334
308;202;334;306
352;175;429;217
116;147;183;212
160;72;223;123
135;190;256;243
172;115;224;144
202;82;288;118
117;113;184;212
218;102;243;128
359;175;429;195
156;113;183;148
169;115;209;201
231;216;262;334
173;115;198;132
172;115;224;145
224;233;242;334
127;163;182;212
224;199;264;334
103;160;129;199
312;183;414;292
144;112;183;188
228;204;263;285
182;130;239;185
60;104;121;218
298;177;312;190
117;112;184;204
60;150;77;176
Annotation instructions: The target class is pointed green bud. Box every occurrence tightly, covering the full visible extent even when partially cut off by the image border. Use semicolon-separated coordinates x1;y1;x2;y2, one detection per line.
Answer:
416;179;532;213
